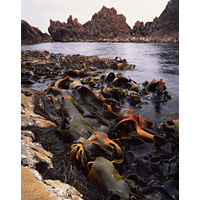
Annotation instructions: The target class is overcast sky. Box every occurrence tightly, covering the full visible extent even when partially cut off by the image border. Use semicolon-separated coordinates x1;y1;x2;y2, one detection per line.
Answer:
21;0;169;33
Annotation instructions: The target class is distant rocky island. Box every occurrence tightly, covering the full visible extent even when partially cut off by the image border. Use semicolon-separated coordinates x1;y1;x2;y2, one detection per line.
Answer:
21;0;179;44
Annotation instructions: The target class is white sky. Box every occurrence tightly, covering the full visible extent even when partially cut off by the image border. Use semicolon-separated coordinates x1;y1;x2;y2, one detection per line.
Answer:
21;0;169;33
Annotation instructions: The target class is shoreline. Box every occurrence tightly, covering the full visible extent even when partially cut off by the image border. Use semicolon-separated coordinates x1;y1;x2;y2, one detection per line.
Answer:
21;37;179;45
21;49;179;199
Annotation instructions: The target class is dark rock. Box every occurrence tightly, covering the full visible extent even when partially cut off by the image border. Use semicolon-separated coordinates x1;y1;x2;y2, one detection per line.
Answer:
132;21;145;37
149;0;179;42
21;20;53;44
131;0;179;43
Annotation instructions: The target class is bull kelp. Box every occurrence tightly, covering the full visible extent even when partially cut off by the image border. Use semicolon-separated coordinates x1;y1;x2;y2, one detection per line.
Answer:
21;50;178;199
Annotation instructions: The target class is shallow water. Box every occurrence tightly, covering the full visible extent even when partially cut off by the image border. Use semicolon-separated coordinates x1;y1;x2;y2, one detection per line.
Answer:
21;42;179;125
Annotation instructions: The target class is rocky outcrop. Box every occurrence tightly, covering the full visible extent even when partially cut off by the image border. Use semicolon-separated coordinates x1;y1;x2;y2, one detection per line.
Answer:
23;0;178;43
21;20;53;44
83;6;132;41
48;16;92;42
48;1;178;43
48;6;132;42
132;0;179;43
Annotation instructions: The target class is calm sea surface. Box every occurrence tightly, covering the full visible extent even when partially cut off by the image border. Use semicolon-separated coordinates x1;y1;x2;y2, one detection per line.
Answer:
21;42;179;125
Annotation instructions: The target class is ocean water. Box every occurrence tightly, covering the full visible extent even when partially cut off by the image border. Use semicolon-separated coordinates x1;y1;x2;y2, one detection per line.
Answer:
21;42;179;125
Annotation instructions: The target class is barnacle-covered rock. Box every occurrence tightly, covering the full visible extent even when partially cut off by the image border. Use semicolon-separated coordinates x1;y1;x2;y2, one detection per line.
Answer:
70;132;124;167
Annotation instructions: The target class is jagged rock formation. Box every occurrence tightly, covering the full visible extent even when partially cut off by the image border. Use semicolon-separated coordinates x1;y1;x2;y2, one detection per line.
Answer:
83;6;132;40
48;16;92;42
21;20;53;44
22;0;179;43
48;6;132;42
132;0;179;43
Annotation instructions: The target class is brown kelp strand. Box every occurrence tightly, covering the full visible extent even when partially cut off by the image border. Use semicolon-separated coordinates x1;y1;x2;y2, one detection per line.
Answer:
21;50;178;200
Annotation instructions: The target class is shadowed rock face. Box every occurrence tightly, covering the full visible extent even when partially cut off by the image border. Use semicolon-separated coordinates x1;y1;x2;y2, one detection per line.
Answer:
132;0;179;42
21;20;53;44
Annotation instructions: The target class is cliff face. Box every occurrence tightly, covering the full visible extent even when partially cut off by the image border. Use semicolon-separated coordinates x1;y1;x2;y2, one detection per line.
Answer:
48;6;132;42
132;0;179;43
21;20;53;44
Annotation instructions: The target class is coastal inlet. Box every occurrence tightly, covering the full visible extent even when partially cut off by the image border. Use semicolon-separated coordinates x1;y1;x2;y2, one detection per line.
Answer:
22;42;179;124
21;50;179;200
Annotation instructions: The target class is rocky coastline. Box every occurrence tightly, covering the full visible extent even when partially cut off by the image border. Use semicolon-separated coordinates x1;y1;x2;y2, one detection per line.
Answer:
21;0;179;44
21;50;179;199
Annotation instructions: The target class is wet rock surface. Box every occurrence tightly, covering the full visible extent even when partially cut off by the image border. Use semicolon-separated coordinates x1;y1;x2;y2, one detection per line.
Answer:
21;50;178;199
